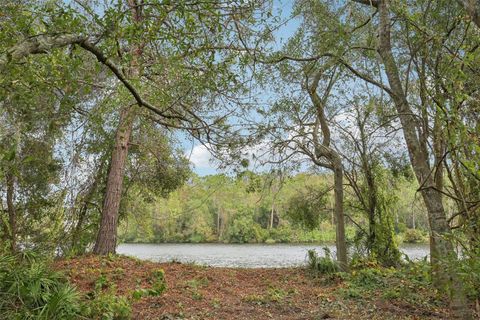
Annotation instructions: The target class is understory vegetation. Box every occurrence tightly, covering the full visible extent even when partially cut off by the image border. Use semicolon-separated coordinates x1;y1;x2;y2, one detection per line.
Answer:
0;252;167;320
3;253;473;319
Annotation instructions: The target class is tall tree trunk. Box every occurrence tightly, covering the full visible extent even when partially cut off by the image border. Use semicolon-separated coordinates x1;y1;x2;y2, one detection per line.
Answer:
332;156;348;269
269;187;278;229
363;158;377;253
308;68;348;269
93;0;143;255
376;1;471;317
93;106;135;254
6;172;17;252
269;202;275;229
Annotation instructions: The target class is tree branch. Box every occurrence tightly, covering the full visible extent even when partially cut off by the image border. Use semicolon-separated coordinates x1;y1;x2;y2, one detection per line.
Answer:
0;34;87;66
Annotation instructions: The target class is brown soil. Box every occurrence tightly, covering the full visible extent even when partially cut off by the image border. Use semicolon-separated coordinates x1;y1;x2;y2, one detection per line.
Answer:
54;255;452;320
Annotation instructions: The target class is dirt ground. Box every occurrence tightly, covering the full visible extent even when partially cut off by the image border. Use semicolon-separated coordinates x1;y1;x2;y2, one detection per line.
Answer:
54;255;453;320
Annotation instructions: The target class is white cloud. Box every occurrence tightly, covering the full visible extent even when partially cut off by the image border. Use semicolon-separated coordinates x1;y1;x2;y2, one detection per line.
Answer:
188;144;214;168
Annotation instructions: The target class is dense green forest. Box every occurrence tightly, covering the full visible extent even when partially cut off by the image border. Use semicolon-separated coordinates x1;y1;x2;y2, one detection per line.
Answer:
1;0;479;319
119;172;430;245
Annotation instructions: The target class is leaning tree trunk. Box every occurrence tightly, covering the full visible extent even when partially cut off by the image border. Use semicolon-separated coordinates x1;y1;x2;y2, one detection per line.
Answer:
308;68;348;269
376;1;471;318
93;0;143;255
93;106;135;254
332;155;348;269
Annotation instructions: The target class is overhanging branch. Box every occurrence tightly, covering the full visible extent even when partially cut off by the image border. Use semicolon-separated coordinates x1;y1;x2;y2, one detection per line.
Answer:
1;33;192;124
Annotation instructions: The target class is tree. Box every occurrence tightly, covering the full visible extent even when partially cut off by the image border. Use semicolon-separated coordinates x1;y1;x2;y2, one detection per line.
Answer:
93;0;144;255
0;3;91;251
339;97;402;266
1;0;260;254
237;2;351;266
348;0;472;316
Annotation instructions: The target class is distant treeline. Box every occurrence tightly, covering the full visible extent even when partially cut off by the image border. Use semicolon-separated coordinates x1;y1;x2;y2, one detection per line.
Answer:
118;172;429;245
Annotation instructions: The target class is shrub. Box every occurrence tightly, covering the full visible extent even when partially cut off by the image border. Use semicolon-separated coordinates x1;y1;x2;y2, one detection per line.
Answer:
453;249;480;300
403;228;426;243
132;268;167;301
224;213;263;243
268;225;293;243
0;253;168;320
349;255;380;270
0;252;82;320
188;233;205;243
307;248;339;275
84;292;131;320
350;268;385;289
85;273;133;320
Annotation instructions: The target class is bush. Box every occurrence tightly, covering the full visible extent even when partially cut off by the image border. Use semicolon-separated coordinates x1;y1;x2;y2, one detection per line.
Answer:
268;225;293;243
455;249;480;300
350;268;386;289
307;248;339;275
265;238;276;244
0;252;172;320
403;228;426;243
84;292;131;320
0;252;82;320
84;271;134;320
349;255;380;270
188;233;205;243
224;213;265;243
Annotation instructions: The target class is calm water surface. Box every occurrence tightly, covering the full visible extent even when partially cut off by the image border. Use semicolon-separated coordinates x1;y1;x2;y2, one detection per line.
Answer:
117;243;430;268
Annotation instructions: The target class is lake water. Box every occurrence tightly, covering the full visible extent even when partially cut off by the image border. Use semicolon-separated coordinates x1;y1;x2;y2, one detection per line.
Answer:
117;243;430;268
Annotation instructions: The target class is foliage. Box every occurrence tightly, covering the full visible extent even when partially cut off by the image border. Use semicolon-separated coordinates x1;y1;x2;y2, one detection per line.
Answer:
224;210;264;243
243;286;292;305
403;229;427;244
82;264;156;319
0;251;172;319
307;248;339;275
457;250;480;300
336;261;444;310
285;186;329;230
118;172;426;246
0;252;82;320
1;0;479;315
84;291;131;320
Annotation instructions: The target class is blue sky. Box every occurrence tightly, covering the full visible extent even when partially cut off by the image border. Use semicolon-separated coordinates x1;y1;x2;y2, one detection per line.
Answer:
186;0;301;176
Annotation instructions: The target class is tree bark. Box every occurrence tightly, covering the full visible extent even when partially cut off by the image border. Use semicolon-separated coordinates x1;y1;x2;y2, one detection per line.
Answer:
332;156;348;269
375;1;471;317
269;181;279;229
377;0;449;272
307;68;348;269
269;202;275;229
92;0;144;255
93;106;136;254
0;34;87;67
